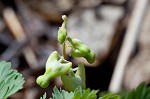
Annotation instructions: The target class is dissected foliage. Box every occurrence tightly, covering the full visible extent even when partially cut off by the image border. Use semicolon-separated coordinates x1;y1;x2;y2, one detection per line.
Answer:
40;92;47;99
41;86;98;99
0;61;25;99
41;83;150;99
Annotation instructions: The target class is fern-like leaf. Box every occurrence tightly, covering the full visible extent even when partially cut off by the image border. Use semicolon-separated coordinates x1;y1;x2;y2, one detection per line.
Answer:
40;92;47;99
51;86;74;99
49;86;98;99
0;61;25;99
73;87;98;99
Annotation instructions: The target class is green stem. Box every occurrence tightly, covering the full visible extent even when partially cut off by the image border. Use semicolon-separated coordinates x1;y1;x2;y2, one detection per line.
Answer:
63;42;66;59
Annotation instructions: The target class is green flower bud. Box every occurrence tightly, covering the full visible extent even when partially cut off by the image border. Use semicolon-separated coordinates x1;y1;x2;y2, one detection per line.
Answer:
61;64;86;91
70;49;87;57
67;37;90;53
62;15;67;22
70;49;96;64
57;15;67;44
58;27;67;44
36;51;72;88
85;51;96;64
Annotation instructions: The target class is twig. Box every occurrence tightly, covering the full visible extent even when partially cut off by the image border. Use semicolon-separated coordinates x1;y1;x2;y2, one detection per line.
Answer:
0;40;27;60
3;8;38;69
109;0;149;93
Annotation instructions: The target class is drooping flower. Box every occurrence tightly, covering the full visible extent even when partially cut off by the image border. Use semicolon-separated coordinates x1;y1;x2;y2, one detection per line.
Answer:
36;51;72;88
67;37;96;64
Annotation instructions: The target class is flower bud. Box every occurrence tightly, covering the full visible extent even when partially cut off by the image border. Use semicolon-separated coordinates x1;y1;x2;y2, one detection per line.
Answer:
36;51;72;88
57;15;67;44
67;37;90;53
85;51;96;64
70;48;96;64
61;64;86;91
62;15;67;22
70;49;87;57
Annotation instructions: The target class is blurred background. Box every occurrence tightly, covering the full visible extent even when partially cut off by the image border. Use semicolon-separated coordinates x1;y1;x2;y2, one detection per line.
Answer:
0;0;150;98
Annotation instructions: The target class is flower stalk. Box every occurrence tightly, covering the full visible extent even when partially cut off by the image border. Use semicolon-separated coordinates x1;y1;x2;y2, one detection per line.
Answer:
36;15;96;91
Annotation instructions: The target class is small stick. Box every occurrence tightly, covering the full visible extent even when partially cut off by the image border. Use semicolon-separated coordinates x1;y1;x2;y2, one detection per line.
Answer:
3;8;26;42
0;40;27;60
3;8;38;69
109;0;149;93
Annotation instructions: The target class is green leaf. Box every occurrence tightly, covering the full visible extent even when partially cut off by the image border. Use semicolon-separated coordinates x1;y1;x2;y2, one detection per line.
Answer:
61;64;86;91
48;86;98;99
72;86;98;99
121;82;150;99
99;93;120;99
53;87;63;99
40;93;47;99
0;61;25;99
73;86;82;99
62;90;74;99
75;64;86;83
61;74;83;92
51;86;74;99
